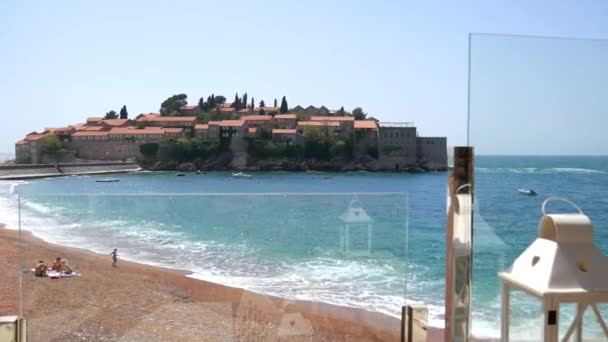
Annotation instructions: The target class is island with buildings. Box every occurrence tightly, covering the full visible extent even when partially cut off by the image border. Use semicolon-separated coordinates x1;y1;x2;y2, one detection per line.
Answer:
14;94;447;172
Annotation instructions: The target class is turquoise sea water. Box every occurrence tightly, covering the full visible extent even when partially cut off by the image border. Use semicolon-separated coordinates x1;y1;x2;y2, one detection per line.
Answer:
1;156;607;339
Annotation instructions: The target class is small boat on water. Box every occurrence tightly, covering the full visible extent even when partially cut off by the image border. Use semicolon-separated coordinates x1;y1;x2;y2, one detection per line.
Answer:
96;179;119;183
195;170;202;174
232;172;252;178
518;188;537;196
176;173;186;177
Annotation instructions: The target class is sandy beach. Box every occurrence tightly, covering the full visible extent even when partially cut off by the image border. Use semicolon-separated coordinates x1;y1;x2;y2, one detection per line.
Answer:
0;226;432;341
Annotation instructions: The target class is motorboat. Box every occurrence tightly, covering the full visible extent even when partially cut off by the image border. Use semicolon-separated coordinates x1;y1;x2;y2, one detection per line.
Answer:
518;188;537;196
176;173;186;177
96;179;120;183
232;172;252;178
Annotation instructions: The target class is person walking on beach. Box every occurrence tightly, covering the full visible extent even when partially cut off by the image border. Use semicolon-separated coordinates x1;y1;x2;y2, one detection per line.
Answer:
110;248;118;268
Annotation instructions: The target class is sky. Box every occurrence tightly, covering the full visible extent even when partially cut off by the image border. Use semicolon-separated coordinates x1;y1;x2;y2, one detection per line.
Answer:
1;0;607;154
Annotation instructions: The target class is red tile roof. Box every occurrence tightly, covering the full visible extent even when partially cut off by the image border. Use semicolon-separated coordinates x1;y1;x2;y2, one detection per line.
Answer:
163;128;184;133
72;131;109;137
109;127;165;135
221;103;233;108
101;119;129;126
272;129;297;134
241;115;272;121
44;127;75;133
207;121;221;126
86;117;103;123
354;120;378;129
141;116;196;123
297;121;340;127
248;127;258;134
238;108;251;113
180;105;199;111
16;140;29;145
220;107;236;112
274;114;297;119
310;116;354;122
81;126;105;131
219;120;245;127
195;124;209;130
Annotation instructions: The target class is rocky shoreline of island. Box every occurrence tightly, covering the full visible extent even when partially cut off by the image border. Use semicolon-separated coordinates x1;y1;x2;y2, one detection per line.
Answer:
140;154;448;173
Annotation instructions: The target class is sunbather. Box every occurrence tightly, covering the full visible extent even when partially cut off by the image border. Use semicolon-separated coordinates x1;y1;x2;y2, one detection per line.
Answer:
61;259;73;275
51;257;62;272
34;260;48;277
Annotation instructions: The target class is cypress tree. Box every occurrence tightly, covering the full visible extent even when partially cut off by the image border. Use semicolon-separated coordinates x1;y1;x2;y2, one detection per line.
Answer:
242;93;248;110
280;96;288;114
210;94;216;109
260;100;265;108
251;97;255;109
119;105;129;119
274;98;277;107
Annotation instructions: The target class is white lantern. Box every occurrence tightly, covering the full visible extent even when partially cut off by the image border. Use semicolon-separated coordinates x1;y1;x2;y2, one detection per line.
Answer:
499;198;608;341
339;199;374;257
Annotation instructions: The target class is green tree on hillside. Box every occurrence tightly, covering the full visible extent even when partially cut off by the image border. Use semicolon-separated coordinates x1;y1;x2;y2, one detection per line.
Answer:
215;95;226;105
198;97;205;109
40;133;66;162
251;97;255;109
119;105;128;119
104;110;118;119
280;96;288;114
337;106;345;116
242;93;248;110
274;99;277;107
259;100;265;108
160;94;188;116
352;107;367;120
139;143;159;159
209;94;216;109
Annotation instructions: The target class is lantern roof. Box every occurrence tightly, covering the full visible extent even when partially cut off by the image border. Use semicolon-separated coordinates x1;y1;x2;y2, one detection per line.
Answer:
339;199;373;224
499;199;608;298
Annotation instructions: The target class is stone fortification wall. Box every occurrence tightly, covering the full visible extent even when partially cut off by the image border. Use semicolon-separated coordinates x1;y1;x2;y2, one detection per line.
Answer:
416;137;447;170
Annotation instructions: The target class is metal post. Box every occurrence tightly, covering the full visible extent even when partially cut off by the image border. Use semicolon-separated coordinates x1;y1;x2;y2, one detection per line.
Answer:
543;297;558;342
445;147;474;342
501;282;510;341
575;303;583;342
408;305;428;342
18;194;23;318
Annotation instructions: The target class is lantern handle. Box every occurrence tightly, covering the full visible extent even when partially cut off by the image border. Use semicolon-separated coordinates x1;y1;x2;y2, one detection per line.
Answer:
542;197;584;216
456;183;471;194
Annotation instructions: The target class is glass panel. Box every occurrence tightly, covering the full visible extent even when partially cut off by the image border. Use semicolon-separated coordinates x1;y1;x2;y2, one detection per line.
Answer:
13;180;410;340
0;182;21;318
470;33;608;340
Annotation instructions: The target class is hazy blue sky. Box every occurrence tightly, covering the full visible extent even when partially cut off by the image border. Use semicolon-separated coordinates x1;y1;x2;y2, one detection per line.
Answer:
1;1;607;154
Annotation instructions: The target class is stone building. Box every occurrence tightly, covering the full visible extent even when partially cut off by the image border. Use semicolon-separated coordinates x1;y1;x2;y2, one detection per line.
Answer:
272;129;303;146
310;116;354;137
353;120;379;157
377;122;418;169
273;114;297;129
416;137;448;170
241;115;273;135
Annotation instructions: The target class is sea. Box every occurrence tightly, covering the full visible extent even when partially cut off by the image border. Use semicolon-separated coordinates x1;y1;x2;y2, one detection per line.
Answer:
1;155;607;339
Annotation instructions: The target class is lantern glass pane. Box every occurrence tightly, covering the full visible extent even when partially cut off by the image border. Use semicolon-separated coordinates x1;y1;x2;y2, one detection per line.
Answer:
13;191;411;340
469;33;608;340
508;289;542;341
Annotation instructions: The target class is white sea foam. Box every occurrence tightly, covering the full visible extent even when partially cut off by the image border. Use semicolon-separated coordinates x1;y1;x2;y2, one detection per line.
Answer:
476;167;606;174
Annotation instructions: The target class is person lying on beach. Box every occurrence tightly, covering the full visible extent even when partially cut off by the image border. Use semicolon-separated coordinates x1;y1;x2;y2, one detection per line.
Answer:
110;249;118;268
51;257;62;272
34;260;48;277
61;259;73;275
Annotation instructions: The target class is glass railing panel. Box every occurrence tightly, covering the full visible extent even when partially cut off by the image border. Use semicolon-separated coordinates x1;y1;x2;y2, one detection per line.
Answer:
0;182;21;319
469;33;608;340
15;187;410;341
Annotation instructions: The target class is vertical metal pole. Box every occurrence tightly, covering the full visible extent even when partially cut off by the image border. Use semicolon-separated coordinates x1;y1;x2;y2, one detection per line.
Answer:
501;282;510;341
575;303;583;342
445;147;474;342
18;194;23;318
466;33;472;147
543;297;559;342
